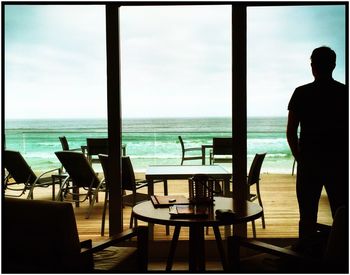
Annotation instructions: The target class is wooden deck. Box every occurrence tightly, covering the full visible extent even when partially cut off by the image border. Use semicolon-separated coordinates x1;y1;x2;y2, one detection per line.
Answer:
5;172;334;271
8;173;332;243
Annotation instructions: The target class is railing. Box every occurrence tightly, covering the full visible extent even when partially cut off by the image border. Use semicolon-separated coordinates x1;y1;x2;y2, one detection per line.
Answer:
5;130;294;174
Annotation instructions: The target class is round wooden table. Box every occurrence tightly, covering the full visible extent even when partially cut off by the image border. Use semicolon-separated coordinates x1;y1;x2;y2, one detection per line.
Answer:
133;197;262;271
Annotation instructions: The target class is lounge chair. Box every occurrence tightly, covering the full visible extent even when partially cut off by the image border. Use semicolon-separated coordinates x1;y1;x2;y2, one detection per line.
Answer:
3;150;61;199
55;151;106;218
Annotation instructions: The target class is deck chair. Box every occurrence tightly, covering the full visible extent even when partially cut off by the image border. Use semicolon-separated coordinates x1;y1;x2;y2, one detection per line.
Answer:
227;206;348;273
59;136;81;151
100;155;167;235
86;138;108;165
3;150;61;199
55;151;106;219
3;198;148;273
178;136;202;165
247;153;266;238
59;136;82;174
209;137;233;164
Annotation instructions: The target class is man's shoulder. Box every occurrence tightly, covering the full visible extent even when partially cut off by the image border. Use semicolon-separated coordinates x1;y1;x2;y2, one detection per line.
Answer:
332;80;346;89
296;79;346;91
294;82;314;93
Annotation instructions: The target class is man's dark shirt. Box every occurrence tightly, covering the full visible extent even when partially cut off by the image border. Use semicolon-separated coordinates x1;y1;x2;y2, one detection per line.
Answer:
288;79;347;156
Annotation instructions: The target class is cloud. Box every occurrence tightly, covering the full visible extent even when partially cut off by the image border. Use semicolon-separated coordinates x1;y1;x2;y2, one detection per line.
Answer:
4;4;346;119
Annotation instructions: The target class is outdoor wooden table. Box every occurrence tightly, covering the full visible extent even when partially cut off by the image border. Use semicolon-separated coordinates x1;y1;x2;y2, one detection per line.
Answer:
133;197;262;272
145;165;231;197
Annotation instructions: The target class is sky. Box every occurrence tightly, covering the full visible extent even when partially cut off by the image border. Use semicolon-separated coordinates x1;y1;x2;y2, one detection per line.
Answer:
4;4;346;119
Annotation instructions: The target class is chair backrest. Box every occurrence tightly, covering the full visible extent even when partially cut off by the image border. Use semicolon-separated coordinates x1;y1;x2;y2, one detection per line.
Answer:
55;151;100;188
3;198;83;273
247;153;266;186
178;136;185;152
59;136;70;150
99;154;136;192
212;137;233;155
86;138;108;156
122;156;137;191
99;154;109;188
4;150;37;184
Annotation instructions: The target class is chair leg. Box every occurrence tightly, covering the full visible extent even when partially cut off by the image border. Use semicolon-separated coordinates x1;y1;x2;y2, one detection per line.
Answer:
101;191;109;236
261;211;266;229
86;189;99;219
252;220;256;238
166;226;181;271
130;212;134;228
256;182;266;229
163;180;170;235
27;185;35;200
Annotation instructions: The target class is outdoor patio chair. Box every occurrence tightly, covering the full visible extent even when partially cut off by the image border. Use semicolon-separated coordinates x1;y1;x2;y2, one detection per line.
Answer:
3;150;61;200
209;137;233;164
227;206;347;273
178;136;202;165
86;137;108;165
3;198;148;273
59;136;82;152
247;153;267;238
55;151;106;219
99;155;167;235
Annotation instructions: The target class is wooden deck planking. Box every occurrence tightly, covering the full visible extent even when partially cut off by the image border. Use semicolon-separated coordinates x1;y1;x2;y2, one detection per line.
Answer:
4;173;333;242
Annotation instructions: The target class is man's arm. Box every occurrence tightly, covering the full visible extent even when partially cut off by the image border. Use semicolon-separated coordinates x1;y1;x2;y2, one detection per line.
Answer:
286;110;300;162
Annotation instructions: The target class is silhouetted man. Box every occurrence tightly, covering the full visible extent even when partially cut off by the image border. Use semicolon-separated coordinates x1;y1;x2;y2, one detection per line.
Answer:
287;46;348;251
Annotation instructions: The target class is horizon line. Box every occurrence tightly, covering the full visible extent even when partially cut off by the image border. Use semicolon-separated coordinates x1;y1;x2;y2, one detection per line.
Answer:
4;115;288;120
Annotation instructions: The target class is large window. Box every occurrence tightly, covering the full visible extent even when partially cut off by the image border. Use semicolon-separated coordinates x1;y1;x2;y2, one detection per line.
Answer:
247;5;346;173
119;6;232;169
4;5;106;170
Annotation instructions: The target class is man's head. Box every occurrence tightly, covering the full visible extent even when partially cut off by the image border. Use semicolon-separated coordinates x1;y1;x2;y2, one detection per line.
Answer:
311;46;336;79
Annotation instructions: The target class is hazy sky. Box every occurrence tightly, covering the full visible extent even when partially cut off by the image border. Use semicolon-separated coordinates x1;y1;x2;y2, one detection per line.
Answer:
4;4;346;119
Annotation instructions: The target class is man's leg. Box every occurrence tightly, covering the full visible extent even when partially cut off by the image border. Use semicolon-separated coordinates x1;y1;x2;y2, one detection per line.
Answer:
296;157;323;244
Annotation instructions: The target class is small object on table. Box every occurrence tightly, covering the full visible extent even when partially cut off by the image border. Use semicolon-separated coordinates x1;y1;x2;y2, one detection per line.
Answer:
169;205;209;219
151;195;190;208
215;209;237;221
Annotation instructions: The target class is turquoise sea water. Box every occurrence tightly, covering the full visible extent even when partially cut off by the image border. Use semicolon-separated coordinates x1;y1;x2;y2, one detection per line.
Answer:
4;117;294;173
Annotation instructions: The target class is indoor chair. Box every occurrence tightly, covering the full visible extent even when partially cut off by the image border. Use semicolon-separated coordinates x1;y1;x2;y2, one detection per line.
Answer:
3;150;61;200
178;136;202;165
3;198;148;273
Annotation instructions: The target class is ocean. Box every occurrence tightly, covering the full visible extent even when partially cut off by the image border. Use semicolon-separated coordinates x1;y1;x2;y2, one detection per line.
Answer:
4;117;294;174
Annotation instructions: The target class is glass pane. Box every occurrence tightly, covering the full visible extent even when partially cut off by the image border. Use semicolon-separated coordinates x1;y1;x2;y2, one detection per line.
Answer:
247;5;346;173
4;5;106;171
120;5;232;171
